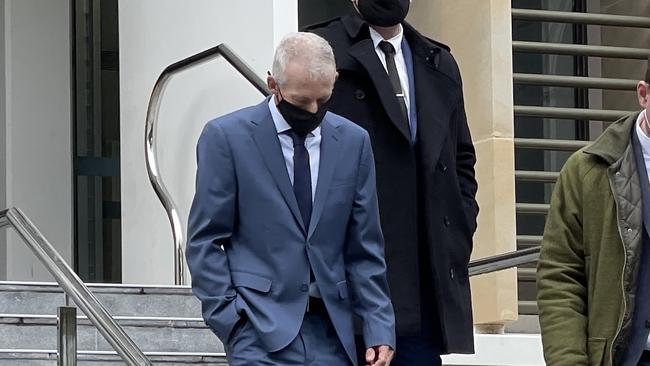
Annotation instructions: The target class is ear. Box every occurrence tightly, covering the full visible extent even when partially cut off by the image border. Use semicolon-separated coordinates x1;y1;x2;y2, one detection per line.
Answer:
267;75;279;95
638;81;649;108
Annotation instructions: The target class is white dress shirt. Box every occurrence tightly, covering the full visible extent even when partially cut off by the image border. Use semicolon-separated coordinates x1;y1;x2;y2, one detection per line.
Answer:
636;110;650;351
268;98;321;200
369;25;411;121
268;98;322;298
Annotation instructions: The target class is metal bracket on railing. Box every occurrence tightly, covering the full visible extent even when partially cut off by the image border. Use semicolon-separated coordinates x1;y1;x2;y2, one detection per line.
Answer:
145;43;270;286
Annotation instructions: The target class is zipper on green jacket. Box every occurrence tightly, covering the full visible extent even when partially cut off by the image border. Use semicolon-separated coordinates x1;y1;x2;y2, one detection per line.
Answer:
608;168;628;365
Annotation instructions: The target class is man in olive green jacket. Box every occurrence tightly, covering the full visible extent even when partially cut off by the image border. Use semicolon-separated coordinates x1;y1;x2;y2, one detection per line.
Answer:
538;62;650;366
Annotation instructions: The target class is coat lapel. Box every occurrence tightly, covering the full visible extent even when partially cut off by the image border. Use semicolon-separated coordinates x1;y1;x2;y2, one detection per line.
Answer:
251;103;306;234
405;25;457;171
348;39;412;142
308;116;342;239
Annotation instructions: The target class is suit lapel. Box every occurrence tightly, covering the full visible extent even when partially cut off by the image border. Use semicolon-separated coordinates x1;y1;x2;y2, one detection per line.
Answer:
348;39;412;142
251;104;306;234
308;117;342;239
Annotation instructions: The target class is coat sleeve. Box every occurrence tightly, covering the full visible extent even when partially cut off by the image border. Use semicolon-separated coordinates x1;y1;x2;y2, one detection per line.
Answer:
537;153;588;365
344;131;396;350
454;94;479;235
186;121;241;343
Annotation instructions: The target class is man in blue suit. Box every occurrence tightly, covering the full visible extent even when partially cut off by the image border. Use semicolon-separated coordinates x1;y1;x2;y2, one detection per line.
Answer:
186;32;396;366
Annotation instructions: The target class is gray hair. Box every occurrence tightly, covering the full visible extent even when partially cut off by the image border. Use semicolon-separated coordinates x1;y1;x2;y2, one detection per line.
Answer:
272;32;337;86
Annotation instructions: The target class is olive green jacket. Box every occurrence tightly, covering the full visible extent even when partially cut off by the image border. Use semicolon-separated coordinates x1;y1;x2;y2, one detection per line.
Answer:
537;112;644;366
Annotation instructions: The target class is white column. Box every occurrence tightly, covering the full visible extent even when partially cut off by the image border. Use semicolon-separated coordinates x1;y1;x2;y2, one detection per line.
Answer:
4;0;73;281
119;0;298;284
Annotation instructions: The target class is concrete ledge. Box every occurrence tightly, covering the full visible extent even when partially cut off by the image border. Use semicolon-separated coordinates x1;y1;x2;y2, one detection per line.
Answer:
442;334;544;366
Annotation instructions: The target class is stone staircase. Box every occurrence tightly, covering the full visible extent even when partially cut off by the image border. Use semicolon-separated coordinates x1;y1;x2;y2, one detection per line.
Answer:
0;281;545;365
0;281;227;365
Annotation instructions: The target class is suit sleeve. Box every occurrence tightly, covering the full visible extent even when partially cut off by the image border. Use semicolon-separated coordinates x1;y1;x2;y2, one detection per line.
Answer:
537;155;588;365
344;132;396;350
186;121;240;342
454;94;479;235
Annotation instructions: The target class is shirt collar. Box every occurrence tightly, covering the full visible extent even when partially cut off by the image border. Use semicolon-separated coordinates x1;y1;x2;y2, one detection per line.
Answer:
267;97;321;138
369;24;404;55
637;110;650;140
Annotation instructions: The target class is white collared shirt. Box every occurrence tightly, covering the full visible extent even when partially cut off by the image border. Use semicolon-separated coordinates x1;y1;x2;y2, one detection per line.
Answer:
268;98;321;200
268;98;323;298
369;25;411;121
636;110;650;187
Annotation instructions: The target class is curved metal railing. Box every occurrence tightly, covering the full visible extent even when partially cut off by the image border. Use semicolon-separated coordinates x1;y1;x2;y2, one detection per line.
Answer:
0;207;151;365
144;43;270;285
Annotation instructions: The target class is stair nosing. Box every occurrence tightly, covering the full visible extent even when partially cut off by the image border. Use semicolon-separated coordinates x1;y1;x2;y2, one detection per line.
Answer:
0;313;203;322
0;349;226;357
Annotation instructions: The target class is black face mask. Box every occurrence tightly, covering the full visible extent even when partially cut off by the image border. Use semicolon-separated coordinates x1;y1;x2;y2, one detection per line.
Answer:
357;0;410;27
276;92;327;137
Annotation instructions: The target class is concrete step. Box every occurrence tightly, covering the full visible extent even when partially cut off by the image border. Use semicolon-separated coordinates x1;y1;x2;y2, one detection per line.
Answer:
0;281;201;318
0;314;224;354
0;350;227;365
441;334;544;366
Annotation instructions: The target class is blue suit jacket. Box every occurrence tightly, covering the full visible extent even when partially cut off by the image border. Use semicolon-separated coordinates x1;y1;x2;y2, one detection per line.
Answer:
186;98;396;364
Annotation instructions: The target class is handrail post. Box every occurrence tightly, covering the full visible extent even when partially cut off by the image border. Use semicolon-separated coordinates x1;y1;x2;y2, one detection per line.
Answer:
58;306;77;366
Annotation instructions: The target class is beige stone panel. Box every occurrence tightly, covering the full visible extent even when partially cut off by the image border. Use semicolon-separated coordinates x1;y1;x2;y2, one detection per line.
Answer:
470;137;518;324
408;0;514;141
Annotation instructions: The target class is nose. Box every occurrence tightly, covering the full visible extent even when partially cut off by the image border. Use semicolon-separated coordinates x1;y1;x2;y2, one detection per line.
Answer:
305;101;319;114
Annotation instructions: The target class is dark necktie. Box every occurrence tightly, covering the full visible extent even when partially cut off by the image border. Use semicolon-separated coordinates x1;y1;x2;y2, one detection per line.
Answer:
287;130;312;231
378;40;409;132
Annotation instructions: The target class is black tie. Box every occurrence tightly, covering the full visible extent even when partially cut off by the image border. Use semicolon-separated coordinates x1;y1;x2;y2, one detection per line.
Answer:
378;40;409;131
287;130;312;231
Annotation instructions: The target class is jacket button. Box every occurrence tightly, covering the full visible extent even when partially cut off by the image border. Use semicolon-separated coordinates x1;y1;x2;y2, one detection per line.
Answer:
355;89;366;100
300;284;309;292
439;163;448;172
616;171;622;177
444;216;451;227
450;268;455;280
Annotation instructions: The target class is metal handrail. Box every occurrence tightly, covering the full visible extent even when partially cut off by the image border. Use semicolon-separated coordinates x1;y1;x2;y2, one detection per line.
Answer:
515;138;589;151
145;43;270;285
469;247;541;277
516;203;551;215
514;105;631;121
512;9;650;28
515;170;560;182
513;73;638;90
513;41;650;59
517;235;543;247
0;207;151;365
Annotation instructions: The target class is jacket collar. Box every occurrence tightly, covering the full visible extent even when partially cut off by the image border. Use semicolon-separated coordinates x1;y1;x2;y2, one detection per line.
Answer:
584;112;641;165
340;13;446;64
341;12;367;40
